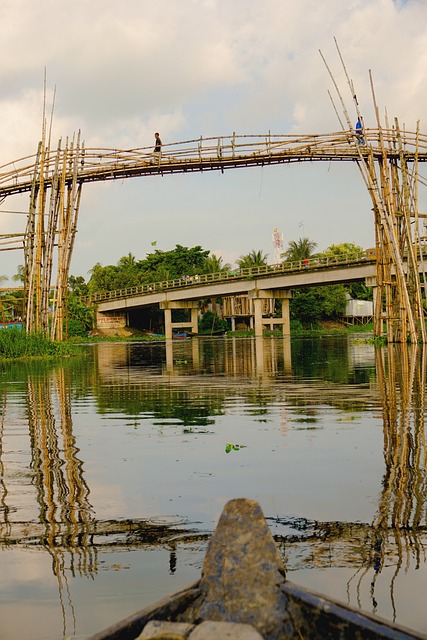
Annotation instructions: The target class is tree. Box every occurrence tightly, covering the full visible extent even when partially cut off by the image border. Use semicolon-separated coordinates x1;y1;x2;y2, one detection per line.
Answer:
198;310;229;334
87;245;212;293
204;254;231;273
237;249;268;269
318;243;372;301
87;262;121;293
290;284;347;327
138;245;210;282
12;265;25;283
68;275;89;297
282;237;317;263
117;252;137;269
320;242;364;260
66;296;95;336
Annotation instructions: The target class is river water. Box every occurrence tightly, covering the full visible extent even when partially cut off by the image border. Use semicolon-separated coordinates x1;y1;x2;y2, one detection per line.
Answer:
0;335;426;639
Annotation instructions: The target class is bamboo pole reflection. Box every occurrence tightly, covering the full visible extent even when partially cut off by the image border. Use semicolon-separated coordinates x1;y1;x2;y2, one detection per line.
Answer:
27;368;95;637
0;391;11;540
356;345;427;619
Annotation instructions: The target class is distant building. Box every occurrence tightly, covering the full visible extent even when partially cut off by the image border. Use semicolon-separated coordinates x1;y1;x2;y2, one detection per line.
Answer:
343;294;373;325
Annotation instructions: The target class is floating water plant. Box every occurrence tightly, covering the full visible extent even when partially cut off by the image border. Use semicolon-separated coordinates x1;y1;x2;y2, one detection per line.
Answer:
225;443;246;453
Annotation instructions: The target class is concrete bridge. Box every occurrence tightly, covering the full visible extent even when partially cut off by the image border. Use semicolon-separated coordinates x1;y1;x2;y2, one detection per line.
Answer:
92;253;377;338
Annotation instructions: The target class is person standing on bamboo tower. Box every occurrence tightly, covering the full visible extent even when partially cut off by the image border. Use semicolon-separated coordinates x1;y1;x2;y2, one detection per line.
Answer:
355;117;365;145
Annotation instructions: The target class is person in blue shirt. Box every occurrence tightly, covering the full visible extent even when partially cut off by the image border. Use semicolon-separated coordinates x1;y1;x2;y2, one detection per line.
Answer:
355;117;365;145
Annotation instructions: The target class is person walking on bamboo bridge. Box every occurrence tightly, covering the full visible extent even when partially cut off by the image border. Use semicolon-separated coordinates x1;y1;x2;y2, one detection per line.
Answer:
154;132;162;156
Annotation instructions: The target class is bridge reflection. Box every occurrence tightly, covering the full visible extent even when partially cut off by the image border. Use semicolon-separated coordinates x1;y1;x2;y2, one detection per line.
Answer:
164;335;292;376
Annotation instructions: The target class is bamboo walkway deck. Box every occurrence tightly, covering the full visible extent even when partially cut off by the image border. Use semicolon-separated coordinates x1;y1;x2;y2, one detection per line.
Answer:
1;129;427;198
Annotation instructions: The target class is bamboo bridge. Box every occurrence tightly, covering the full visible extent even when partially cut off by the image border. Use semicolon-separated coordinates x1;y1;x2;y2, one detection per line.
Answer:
1;126;427;342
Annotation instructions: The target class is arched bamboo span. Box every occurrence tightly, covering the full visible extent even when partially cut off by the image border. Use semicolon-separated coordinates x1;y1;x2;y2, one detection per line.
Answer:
1;127;427;339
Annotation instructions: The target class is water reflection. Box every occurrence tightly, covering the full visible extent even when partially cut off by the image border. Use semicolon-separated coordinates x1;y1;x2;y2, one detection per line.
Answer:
367;345;427;619
164;336;293;377
278;342;427;626
26;369;95;636
0;337;426;638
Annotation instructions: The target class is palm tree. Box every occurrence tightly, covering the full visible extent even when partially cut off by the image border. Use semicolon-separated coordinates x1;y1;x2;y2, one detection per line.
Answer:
236;249;268;269
205;254;231;273
12;264;25;283
282;237;317;263
117;252;137;268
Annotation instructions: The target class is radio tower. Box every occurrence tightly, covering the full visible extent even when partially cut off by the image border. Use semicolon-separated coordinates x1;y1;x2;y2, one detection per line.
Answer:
272;228;283;264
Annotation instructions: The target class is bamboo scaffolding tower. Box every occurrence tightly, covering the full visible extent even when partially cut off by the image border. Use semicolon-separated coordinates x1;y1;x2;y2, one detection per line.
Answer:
322;42;427;343
20;132;84;340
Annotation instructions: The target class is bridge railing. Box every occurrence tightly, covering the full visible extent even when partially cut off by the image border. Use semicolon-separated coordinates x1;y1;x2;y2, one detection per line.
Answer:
83;251;372;305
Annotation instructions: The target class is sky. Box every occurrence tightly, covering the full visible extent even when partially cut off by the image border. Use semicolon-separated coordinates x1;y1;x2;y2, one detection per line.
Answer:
1;0;427;281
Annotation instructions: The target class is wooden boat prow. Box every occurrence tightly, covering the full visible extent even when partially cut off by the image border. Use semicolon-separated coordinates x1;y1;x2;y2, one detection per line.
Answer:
89;498;426;640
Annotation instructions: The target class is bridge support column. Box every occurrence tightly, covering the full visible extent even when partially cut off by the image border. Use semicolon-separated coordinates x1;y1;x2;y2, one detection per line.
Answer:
248;289;292;337
163;307;173;341
366;275;381;335
160;300;200;339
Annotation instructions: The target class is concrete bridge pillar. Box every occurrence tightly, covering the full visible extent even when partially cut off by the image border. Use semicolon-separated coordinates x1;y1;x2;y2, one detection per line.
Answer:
366;275;381;334
253;298;264;337
160;300;200;339
163;306;173;341
248;289;292;338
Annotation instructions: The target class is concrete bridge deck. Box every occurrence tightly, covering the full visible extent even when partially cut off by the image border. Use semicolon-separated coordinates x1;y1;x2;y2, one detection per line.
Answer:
91;254;380;338
94;255;377;315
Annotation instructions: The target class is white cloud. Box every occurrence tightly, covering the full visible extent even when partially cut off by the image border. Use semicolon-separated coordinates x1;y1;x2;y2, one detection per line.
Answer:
1;0;427;279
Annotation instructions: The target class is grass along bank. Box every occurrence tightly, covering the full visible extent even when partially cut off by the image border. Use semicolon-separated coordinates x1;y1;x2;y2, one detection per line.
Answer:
0;328;80;359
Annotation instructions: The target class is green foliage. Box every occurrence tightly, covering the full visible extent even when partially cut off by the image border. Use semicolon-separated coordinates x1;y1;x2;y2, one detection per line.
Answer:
87;245;211;293
67;294;94;337
291;289;322;326
317;284;347;317
347;282;373;301
198;310;229;333
87;261;136;293
67;318;88;337
68;275;89;297
225;443;247;453
12;264;25;283
0;329;77;359
139;245;209;282
282;237;317;262
317;243;372;301
290;284;347;327
204;254;231;273
319;242;364;259
237;249;268;269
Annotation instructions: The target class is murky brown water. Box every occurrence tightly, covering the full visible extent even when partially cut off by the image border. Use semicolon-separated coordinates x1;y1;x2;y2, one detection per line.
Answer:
0;336;426;639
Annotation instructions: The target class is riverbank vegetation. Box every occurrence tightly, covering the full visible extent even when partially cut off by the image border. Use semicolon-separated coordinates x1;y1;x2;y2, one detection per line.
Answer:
0;328;78;359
